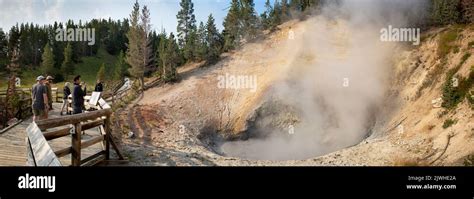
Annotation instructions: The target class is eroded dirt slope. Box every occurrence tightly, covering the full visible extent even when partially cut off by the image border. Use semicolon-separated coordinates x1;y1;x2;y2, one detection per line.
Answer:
114;20;474;166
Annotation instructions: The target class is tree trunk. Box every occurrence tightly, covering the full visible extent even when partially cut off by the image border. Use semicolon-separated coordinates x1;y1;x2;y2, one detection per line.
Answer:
5;74;16;119
140;77;145;92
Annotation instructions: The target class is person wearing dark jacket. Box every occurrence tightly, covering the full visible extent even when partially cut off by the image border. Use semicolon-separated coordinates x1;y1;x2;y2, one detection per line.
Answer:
60;82;71;115
72;75;87;114
94;80;103;92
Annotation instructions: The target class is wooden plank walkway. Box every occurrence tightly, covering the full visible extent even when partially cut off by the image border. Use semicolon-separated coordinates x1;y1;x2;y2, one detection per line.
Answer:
0;103;104;166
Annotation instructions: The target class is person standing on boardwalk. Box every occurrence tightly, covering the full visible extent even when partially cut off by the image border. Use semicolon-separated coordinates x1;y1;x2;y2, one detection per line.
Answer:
60;82;71;116
45;76;54;111
72;75;87;114
31;76;49;122
94;80;103;92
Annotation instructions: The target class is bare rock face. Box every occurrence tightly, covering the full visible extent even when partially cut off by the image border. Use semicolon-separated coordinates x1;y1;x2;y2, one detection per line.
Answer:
432;98;443;108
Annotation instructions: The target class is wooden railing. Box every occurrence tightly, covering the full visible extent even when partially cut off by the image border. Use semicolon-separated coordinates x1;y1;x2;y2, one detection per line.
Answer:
0;89;32;129
26;99;124;166
26;123;62;166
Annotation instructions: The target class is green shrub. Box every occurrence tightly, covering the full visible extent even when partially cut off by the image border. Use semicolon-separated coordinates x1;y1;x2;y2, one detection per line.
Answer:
419;63;445;95
453;46;460;54
468;90;474;105
469;41;474;48
441;55;473;109
442;119;457;129
464;155;474;166
461;53;471;63
437;29;459;58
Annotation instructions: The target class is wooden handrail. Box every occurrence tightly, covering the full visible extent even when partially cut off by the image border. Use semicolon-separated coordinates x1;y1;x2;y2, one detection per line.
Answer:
36;109;111;129
26;96;124;166
44;119;104;141
44;127;71;141
26;123;62;166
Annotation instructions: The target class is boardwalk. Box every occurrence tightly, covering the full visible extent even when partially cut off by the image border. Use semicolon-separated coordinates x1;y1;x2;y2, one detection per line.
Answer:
0;103;104;166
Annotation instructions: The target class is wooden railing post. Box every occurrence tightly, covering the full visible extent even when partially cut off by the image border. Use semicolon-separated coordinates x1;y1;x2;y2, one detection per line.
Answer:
71;122;82;166
104;118;110;160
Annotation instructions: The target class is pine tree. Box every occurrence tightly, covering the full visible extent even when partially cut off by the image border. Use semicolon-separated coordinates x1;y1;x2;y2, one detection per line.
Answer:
205;14;222;64
163;33;179;82
41;43;55;76
61;43;74;77
51;22;64;73
223;0;241;51
0;29;7;70
301;0;312;12
5;47;20;119
290;0;301;12
156;30;168;76
126;0;145;91
271;0;282;30
97;63;106;82
281;0;289;21
114;50;129;81
142;6;156;77
184;28;198;61
196;22;208;61
177;0;197;61
7;26;20;61
240;0;259;41
261;0;273;30
460;0;474;23
19;23;31;66
0;29;7;58
307;0;321;11
158;32;168;79
431;0;461;25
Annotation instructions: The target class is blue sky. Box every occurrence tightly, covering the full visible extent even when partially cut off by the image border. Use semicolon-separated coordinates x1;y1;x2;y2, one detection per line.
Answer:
0;0;267;33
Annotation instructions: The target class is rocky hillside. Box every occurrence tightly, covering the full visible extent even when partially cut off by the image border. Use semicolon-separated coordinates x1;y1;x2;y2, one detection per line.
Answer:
113;19;474;166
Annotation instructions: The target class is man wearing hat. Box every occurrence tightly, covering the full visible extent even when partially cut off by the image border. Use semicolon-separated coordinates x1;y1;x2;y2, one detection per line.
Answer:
31;76;49;121
45;76;54;112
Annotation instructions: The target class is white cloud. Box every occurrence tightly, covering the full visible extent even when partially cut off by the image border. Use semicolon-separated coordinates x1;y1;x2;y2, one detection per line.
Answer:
0;0;232;33
43;0;63;24
93;8;112;20
0;0;34;30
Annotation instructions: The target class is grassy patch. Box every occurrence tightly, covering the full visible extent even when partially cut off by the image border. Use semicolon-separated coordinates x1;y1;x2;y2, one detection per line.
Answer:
442;119;457;129
464;155;474;166
441;54;473;109
438;109;449;118
469;41;474;49
418;63;445;97
461;53;472;64
66;48;118;86
1;48;118;90
437;28;460;58
469;66;474;108
468;90;474;106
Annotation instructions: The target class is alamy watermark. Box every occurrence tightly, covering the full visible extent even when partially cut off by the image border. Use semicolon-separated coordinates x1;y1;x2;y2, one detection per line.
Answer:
288;125;295;135
288;29;295;40
343;78;350;88
15;77;21;87
55;28;96;45
217;73;257;93
452;77;459;88
380;25;420;45
18;173;55;192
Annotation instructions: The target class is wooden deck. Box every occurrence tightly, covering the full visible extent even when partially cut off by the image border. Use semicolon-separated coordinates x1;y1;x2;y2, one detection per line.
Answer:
0;103;104;166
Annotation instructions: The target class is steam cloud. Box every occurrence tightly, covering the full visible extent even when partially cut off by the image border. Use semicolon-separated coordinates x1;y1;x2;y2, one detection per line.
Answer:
220;0;429;160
